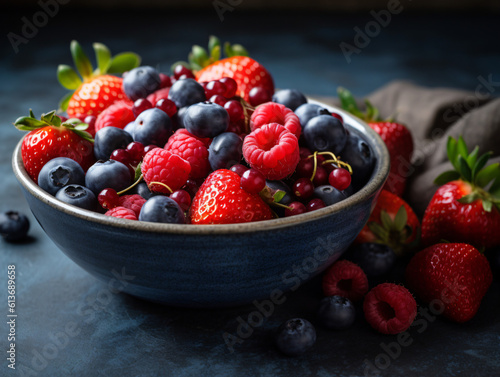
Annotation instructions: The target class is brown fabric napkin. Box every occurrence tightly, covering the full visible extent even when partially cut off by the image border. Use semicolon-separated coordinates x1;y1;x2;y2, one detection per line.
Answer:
314;80;500;217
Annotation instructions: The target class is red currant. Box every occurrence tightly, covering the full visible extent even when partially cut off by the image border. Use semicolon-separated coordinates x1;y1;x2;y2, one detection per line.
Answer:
98;188;120;210
159;73;172;88
299;147;312;159
182;179;199;198
295;158;314;178
170;190;191;211
143;145;158;154
285;202;307;217
248;87;272;107
178;74;194;80
126;141;145;163
331;113;343;123
240;168;266;194
156;98;177;117
230;164;248;177
219;77;237;98
110;149;131;165
306;198;326;212
205;80;227;98
209;95;228;107
293;178;315;199
329;168;351;191
173;65;194;79
132;98;153;117
224;100;244;123
312;166;328;186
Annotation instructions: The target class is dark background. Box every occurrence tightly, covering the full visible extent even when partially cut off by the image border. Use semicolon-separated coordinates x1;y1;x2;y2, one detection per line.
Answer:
1;2;500;377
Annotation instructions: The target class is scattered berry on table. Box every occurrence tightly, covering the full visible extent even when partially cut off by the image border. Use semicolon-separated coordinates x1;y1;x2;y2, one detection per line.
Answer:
275;318;316;357
85;160;132;195
250;102;301;139
323;260;369;302
123;66;161;101
94;126;133;161
346;243;396;278
317;295;356;330
272;89;307;111
363;283;416;334
132;108;172;147
141;148;191;194
105;206;138;220
208;132;243;171
184;102;229;139
94;100;135;133
139;195;186;224
55;184;97;211
38;157;85;196
0;211;30;242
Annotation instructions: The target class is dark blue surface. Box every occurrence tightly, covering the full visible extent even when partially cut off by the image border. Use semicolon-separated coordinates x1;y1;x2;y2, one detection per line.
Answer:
1;9;500;377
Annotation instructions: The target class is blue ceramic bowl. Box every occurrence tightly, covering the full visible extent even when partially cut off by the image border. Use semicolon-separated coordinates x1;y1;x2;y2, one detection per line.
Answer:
12;102;389;307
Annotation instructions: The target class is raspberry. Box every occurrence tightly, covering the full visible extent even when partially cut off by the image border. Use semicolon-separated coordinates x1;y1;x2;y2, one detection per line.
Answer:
363;283;417;334
250;102;301;138
95;100;135;133
164;129;210;179
118;194;146;217
105;206;137;220
147;87;170;106
322;260;369;302
141;148;191;194
242;123;300;180
174;129;211;148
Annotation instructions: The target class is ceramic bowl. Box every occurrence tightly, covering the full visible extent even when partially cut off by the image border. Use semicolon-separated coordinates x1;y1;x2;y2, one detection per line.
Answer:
12;102;389;307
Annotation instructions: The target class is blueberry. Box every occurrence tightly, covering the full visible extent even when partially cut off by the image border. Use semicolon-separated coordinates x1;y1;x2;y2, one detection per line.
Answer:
294;103;331;129
168;78;206;109
55;185;97;211
317;296;356;330
172;106;188;130
123;66;161;101
0;211;30;242
346;243;397;277
272;89;307;111
275;318;316;357
123;121;136;135
266;180;294;205
303;115;347;154
340;133;375;190
94;126;133;161
38;157;85;196
129;181;156;200
139;196;185;224
133;108;172;147
184;102;229;138
85;160;132;195
208;132;242;170
314;185;348;206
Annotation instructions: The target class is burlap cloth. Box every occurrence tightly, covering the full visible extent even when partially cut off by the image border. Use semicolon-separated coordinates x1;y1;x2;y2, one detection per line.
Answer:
317;80;500;217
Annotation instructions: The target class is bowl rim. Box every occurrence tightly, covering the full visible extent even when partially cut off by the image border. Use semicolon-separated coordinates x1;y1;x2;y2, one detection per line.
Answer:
12;100;389;235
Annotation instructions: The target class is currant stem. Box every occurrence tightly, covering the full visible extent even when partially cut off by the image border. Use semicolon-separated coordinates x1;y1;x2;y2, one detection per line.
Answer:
148;181;173;194
117;174;143;195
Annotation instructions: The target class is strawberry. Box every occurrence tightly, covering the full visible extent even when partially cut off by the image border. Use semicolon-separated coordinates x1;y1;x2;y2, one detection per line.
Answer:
421;136;500;249
189;169;273;224
355;190;420;256
406;243;492;323
338;87;413;197
58;41;141;117
175;36;274;102
15;110;95;183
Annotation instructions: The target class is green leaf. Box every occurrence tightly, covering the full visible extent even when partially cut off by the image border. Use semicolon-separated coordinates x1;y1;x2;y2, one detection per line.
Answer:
446;137;459;170
273;190;286;204
482;199;493;212
476;163;500;187
472;151;492;183
41;110;57;124
434;170;460;186
107;52;141;74
368;222;389;242
134;162;142;181
393;206;408;232
380;210;393;230
231;44;248;57
93;43;111;74
58;92;73;112
57;65;82;90
191;45;209;66
489;177;500;197
224;41;233;58
210;45;221;63
71;40;93;80
457;135;469;159
458;155;472;182
467;146;479;168
364;100;380;122
14;116;48;131
457;192;480;204
208;35;221;54
71;129;94;143
337;87;364;119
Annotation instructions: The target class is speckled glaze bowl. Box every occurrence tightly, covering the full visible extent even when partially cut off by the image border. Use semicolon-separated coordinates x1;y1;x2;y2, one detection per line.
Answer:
13;102;389;307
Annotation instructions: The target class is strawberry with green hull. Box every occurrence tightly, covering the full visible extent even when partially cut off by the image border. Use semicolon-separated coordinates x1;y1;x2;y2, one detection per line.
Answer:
338;87;413;197
421;136;500;249
406;243;492;323
15;110;95;183
58;41;141;117
175;36;274;102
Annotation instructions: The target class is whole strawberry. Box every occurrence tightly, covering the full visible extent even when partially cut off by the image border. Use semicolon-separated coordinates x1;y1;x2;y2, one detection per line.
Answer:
406;243;492;323
338;87;413;197
421;136;500;249
176;36;274;102
355;190;420;256
189;169;273;224
58;41;140;117
15;110;95;183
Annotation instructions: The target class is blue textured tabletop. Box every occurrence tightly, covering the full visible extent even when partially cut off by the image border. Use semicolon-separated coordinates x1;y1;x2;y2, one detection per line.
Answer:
1;8;500;377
